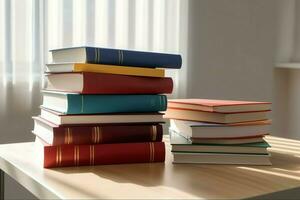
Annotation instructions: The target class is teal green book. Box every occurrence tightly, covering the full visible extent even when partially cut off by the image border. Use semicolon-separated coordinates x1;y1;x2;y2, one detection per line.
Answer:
169;131;270;155
42;91;167;114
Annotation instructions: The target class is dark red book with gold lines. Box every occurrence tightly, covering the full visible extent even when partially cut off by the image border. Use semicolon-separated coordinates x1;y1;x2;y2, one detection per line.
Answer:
33;116;163;145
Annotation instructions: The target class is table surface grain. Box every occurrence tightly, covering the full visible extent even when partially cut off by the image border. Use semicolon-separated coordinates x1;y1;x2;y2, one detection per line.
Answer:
0;135;300;199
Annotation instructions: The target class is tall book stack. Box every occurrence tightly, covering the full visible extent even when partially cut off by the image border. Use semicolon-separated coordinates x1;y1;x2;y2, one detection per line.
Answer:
32;47;182;168
165;99;272;165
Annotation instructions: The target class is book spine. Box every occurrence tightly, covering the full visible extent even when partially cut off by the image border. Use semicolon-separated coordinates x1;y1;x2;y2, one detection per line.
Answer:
85;47;182;69
82;73;173;94
52;124;163;145
43;142;165;168
67;94;167;114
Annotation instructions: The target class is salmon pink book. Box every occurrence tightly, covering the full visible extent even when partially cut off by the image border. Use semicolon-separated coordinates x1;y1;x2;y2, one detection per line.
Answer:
164;108;269;124
168;99;271;113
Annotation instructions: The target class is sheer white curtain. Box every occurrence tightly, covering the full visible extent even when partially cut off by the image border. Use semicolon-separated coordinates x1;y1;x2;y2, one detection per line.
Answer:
0;0;188;117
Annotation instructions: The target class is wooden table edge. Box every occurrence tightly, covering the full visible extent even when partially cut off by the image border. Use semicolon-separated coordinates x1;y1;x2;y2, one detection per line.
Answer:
0;156;60;199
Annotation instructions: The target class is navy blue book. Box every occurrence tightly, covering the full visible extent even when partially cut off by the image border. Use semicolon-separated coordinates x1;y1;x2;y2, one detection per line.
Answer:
42;91;167;115
50;46;182;69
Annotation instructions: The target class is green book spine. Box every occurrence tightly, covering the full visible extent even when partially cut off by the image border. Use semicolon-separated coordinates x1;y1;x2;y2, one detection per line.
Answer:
66;94;167;114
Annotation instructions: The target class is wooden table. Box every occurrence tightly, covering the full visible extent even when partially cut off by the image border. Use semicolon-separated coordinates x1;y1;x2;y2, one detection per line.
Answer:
0;135;300;199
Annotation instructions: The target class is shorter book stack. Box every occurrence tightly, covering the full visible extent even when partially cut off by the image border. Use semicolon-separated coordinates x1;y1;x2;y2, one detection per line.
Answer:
165;99;272;165
32;46;181;168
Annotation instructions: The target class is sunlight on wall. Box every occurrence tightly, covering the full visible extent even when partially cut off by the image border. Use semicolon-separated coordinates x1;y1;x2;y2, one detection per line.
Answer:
95;0;109;47
0;0;188;112
73;0;86;46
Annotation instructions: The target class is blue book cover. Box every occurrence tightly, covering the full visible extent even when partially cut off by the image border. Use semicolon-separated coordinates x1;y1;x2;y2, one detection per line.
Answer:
42;91;167;114
50;46;182;69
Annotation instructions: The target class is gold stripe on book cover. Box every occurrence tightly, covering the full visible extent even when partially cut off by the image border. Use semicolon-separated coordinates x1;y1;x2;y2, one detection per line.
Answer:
81;96;84;113
92;127;96;143
149;143;152;162
64;129;68;144
68;128;73;144
95;48;98;63
149;143;155;162
152;143;155;162
74;146;80;166
89;145;95;165
97;127;102;143
152;125;157;141
92;126;102;143
74;146;77;166
56;147;58;166
65;128;73;144
56;146;62;167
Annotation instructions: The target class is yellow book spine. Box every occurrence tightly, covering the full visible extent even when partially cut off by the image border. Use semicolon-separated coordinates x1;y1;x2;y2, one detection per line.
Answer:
73;63;165;78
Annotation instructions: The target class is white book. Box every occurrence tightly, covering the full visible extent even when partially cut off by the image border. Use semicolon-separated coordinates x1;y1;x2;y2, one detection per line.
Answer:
40;107;164;125
170;119;271;139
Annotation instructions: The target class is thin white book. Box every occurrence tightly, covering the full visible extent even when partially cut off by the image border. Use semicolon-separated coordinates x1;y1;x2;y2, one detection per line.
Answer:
40;107;164;125
170;119;271;139
189;137;266;145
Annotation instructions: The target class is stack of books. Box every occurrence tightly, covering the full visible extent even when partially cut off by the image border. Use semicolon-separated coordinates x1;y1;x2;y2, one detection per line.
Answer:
165;99;272;165
32;46;182;168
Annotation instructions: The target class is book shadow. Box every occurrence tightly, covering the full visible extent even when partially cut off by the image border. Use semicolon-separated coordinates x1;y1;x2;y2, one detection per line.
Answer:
53;162;166;187
48;150;300;199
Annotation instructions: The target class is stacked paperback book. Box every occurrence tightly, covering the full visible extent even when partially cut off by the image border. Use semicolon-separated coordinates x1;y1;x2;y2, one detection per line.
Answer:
165;99;272;165
32;46;181;168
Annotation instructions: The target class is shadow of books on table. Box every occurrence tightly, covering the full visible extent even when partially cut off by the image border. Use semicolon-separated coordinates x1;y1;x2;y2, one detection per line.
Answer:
169;151;300;199
41;136;300;199
53;162;166;187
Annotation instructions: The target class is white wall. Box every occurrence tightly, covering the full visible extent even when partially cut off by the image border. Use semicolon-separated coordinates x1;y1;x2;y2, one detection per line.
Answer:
181;0;282;136
0;83;40;199
183;0;276;101
274;0;300;140
2;0;297;198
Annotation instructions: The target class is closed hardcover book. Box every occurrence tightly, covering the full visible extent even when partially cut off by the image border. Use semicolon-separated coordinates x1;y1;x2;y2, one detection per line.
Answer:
168;99;271;113
33;116;163;145
44;72;173;94
170;131;270;154
35;137;165;168
170;119;271;139
42;91;167;114
189;136;266;145
46;63;165;78
50;46;182;69
40;107;164;125
165;108;269;124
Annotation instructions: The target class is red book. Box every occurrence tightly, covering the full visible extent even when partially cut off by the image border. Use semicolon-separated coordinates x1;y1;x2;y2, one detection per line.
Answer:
33;116;163;145
35;137;165;168
45;72;173;94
